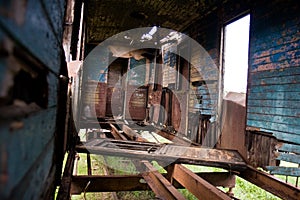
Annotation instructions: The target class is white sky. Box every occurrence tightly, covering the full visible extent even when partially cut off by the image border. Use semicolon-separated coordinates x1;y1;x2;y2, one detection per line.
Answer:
224;14;250;95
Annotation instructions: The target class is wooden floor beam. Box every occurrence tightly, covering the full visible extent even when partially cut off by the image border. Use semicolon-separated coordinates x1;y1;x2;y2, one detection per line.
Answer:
141;161;185;200
239;165;300;200
71;175;150;194
172;164;232;200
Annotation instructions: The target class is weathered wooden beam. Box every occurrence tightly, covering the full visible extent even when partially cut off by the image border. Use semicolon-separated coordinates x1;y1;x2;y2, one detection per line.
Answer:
121;124;148;142
155;130;196;146
75;143;246;171
57;150;76;200
109;123;127;140
198;172;236;188
266;166;300;177
141;161;185;200
70;175;150;194
70;171;236;194
172;164;232;200
239;165;300;200
87;153;92;176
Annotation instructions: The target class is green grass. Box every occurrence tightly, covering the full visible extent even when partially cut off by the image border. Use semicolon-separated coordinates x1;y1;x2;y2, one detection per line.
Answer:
69;156;284;200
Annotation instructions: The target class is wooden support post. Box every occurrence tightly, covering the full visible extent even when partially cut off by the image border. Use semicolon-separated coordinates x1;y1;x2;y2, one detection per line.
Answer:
87;153;92;175
57;150;76;200
239;165;300;200
172;164;232;200
141;161;185;200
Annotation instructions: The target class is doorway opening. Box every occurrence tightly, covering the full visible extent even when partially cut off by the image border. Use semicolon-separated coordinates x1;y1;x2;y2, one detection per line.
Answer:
223;14;250;98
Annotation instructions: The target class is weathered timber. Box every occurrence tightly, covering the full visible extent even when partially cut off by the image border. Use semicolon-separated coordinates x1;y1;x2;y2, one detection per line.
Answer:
70;171;236;194
172;164;232;200
141;161;185;200
121;124;148;142
76;139;246;171
267;166;300;177
71;175;150;194
109;123;127;140
239;165;300;200
57;150;76;200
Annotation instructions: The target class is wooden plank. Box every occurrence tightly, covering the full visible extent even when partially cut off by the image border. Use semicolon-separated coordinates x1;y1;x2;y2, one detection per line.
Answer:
247;99;300;109
277;153;300;164
272;131;300;145
154;130;193;146
247;113;300;126
249;83;300;93
247;119;300;135
278;143;300;154
267;166;300;177
109;123;127;140
249;66;300;79
239;165;300;200
172;164;232;200
247;91;300;101
57;150;76;200
71;175;150;194
121;124;148;142
75;143;246;171
141;161;185;200
247;106;300;118
0;0;63;73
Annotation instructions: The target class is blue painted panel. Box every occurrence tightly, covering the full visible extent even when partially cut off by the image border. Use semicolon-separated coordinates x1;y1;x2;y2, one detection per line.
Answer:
279;143;300;154
247;91;300;101
272;130;300;145
247;119;300;135
48;72;59;107
249;66;300;79
247;99;300;109
250;75;300;86
277;153;300;164
267;166;300;177
40;0;66;43
0;108;57;199
249;83;300;93
0;0;64;73
247;106;300;118
247;113;300;126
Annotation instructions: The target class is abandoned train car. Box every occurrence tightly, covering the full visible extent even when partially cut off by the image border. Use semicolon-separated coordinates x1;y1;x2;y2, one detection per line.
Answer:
0;0;300;199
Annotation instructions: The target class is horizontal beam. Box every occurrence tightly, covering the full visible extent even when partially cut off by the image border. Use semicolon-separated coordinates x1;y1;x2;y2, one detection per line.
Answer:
239;165;300;200
71;175;150;194
172;164;232;200
141;161;185;200
71;171;236;194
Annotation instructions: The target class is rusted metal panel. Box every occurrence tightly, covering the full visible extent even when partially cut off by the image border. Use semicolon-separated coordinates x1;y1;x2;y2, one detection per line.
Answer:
172;164;232;200
125;86;147;120
95;82;107;117
219;93;247;160
106;87;123;117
